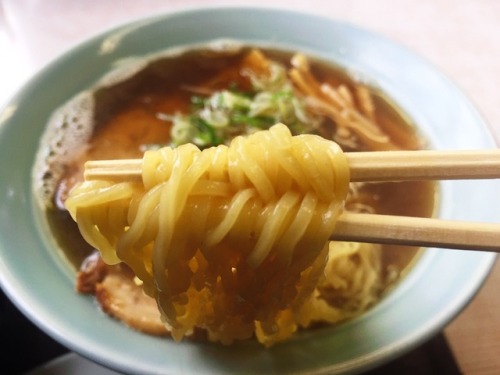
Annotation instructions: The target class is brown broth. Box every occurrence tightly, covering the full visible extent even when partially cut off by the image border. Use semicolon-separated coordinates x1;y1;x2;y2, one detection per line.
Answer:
45;46;436;284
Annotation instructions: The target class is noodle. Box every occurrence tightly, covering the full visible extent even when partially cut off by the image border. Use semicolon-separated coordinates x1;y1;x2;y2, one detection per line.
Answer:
65;123;353;345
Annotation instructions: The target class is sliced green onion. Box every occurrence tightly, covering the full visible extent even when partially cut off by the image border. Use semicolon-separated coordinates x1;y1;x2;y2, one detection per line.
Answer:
164;56;321;148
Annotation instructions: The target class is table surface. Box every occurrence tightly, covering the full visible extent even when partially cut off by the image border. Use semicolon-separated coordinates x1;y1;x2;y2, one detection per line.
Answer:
1;1;499;374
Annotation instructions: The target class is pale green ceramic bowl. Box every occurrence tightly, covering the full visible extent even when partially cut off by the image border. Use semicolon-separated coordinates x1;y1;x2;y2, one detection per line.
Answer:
0;6;498;375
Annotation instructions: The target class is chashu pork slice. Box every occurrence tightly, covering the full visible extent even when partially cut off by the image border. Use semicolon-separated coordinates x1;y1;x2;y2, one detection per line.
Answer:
77;251;169;336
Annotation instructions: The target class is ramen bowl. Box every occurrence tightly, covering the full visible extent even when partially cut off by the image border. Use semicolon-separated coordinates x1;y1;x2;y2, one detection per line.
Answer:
0;6;498;374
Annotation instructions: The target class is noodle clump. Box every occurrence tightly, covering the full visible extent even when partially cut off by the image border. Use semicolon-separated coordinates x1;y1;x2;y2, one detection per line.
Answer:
65;123;353;345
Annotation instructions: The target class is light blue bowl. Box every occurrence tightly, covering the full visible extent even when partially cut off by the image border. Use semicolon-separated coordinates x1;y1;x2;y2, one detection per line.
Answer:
0;6;498;374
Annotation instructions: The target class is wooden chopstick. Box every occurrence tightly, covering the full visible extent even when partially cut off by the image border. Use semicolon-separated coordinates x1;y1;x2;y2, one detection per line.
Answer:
85;159;142;181
82;149;500;252
332;212;500;252
347;149;500;181
84;149;500;182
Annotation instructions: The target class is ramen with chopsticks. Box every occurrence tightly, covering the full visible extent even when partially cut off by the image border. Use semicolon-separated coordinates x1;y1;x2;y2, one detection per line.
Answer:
32;43;436;346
